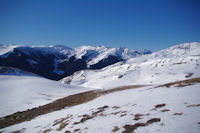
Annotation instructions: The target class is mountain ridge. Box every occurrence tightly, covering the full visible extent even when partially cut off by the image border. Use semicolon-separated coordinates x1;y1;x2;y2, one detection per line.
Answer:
0;44;151;80
60;42;200;89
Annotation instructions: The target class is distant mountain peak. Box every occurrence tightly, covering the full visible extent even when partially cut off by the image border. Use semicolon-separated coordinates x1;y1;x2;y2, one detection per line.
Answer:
0;44;151;80
150;42;200;58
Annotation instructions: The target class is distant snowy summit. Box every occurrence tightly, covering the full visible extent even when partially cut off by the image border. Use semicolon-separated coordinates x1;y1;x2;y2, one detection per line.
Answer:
150;42;200;58
60;42;200;89
0;44;151;80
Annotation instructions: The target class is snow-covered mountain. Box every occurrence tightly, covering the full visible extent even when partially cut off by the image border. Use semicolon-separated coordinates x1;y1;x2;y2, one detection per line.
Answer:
74;46;150;66
0;44;151;80
0;42;200;133
60;42;200;89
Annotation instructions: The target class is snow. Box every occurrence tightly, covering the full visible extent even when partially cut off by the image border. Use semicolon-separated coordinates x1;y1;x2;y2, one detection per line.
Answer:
0;42;200;133
0;45;20;55
149;42;200;58
0;75;93;117
74;45;147;66
1;82;200;133
0;44;74;59
60;42;200;89
0;44;20;58
0;44;151;70
49;45;74;56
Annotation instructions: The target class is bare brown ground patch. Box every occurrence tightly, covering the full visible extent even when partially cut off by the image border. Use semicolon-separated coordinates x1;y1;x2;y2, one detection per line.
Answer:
161;109;170;112
155;104;166;108
74;128;80;132
111;111;121;115
112;126;120;132
185;73;193;78
134;114;145;120
122;118;161;133
155;77;200;88
73;105;109;125
11;128;26;133
92;105;109;116
73;114;93;125
56;122;69;131
173;112;183;115
133;113;150;121
112;106;120;110
187;104;200;107
53;114;72;126
43;128;52;133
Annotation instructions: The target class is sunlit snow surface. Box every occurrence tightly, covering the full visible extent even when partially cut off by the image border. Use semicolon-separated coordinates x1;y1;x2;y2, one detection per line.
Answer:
1;84;200;133
0;75;92;117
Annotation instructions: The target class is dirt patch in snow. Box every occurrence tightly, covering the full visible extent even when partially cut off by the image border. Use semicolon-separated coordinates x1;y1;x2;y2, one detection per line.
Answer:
133;113;150;121
74;105;109;125
185;73;193;78
43;128;52;133
161;109;170;112
57;122;69;131
173;112;183;115
11;128;26;133
155;104;166;108
112;126;120;132
186;104;200;107
53;114;72;126
156;77;200;88
73;114;93;125
122;118;161;133
112;106;120;110
151;103;166;111
74;128;81;132
92;105;109;116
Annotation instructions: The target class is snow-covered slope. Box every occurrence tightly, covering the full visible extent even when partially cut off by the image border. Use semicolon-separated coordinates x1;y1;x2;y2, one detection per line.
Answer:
60;42;200;89
1;79;200;133
148;42;200;58
0;75;93;117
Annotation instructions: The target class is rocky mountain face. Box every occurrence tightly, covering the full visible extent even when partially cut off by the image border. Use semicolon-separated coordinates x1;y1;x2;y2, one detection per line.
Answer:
0;44;151;80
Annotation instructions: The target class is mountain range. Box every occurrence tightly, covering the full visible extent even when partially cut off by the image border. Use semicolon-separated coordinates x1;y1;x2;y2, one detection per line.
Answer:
0;44;151;80
60;42;200;88
0;42;200;133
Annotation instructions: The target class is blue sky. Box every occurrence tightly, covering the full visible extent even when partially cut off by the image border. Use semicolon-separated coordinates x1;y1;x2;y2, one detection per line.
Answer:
0;0;200;51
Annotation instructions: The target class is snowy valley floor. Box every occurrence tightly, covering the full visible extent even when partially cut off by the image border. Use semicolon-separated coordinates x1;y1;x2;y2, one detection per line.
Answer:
0;78;200;133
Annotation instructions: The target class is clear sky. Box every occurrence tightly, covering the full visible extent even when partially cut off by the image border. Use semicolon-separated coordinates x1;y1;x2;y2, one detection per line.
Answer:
0;0;200;51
